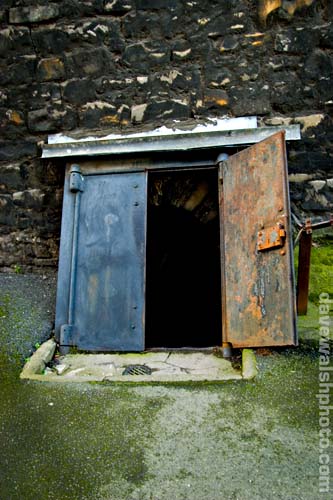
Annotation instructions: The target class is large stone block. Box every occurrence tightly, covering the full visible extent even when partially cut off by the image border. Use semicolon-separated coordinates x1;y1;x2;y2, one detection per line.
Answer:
60;0;104;17
31;28;70;55
0;195;15;226
0;56;36;86
304;50;333;81
123;10;179;39
68;18;124;53
143;98;190;121
13;189;45;209
37;58;65;82
27;106;76;133
0;142;37;161
123;41;170;70
62;79;97;105
65;48;113;78
78;101;130;128
0;163;25;191
0;27;33;57
9;4;60;24
275;28;320;54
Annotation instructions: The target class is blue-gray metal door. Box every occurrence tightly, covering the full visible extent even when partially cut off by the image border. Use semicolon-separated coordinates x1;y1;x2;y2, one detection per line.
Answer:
55;167;147;351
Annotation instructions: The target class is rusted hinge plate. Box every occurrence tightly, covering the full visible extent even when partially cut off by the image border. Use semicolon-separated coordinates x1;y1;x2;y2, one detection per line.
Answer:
257;224;286;252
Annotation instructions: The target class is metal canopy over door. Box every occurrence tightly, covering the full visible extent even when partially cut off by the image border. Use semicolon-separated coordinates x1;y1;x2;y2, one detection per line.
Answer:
219;131;297;348
55;167;147;351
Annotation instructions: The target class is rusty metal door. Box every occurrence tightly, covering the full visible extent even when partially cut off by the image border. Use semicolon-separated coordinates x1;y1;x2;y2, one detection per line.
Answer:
219;131;297;348
55;167;147;351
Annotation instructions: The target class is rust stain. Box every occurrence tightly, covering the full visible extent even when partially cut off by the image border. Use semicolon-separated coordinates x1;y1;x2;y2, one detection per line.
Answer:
216;98;228;106
40;58;64;79
8;110;24;125
220;131;295;348
6;109;24;125
258;0;315;24
245;295;263;320
100;115;120;125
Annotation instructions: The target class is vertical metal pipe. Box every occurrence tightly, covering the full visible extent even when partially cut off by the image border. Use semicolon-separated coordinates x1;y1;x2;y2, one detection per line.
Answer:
68;190;81;326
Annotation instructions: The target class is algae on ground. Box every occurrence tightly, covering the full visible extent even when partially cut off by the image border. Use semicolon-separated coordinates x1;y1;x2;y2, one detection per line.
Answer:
0;240;331;499
294;234;333;307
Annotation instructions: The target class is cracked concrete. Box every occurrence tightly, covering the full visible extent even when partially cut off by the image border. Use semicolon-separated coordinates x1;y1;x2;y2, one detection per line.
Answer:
21;349;245;382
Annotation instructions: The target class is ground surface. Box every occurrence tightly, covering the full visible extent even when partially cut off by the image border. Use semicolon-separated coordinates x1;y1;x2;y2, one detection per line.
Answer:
0;238;332;500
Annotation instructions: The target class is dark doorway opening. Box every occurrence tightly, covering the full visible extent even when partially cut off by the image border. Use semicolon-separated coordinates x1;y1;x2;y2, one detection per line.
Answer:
145;168;222;348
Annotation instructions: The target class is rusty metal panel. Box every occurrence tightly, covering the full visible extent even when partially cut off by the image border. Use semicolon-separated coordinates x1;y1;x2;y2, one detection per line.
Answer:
56;169;147;351
219;131;297;347
297;230;312;315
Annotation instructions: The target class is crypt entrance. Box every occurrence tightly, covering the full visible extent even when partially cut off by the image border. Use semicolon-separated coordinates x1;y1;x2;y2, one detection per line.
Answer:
49;129;298;353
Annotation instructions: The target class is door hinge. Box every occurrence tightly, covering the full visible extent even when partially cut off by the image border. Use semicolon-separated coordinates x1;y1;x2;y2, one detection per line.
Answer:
69;164;84;193
60;324;75;346
257;223;286;252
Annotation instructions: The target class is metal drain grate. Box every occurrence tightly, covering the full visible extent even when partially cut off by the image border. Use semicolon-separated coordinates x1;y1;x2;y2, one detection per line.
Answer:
122;364;152;376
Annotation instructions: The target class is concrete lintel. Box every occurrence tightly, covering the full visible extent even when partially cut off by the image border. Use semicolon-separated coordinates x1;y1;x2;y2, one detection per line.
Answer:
42;125;301;159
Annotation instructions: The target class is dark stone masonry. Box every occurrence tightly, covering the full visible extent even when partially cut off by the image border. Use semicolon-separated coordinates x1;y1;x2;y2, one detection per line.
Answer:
0;0;332;269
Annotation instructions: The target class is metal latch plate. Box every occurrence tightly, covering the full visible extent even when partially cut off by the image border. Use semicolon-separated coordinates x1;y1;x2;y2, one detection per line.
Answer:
257;224;286;251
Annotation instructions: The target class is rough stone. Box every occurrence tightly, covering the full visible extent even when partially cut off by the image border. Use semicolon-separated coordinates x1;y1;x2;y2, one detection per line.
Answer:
9;5;60;24
0;56;36;86
22;83;62;110
0;142;37;161
59;0;104;17
78;101;122;128
304;50;333;81
309;180;326;192
0;163;25;191
62;79;97;105
123;11;177;40
0;27;33;56
69;18;124;53
13;189;45;208
143;98;190;121
219;35;240;52
203;89;229;109
37;57;65;82
123;41;170;70
104;0;133;14
65;48;113;78
274;28;320;54
131;103;147;123
27;107;76;133
136;0;177;9
31;28;70;55
0;195;15;226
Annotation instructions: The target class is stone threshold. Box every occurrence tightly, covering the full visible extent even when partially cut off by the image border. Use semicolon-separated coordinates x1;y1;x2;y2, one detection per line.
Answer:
20;339;258;383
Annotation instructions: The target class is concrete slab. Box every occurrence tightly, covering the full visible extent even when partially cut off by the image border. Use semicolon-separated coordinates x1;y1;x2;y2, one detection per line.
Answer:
21;348;248;382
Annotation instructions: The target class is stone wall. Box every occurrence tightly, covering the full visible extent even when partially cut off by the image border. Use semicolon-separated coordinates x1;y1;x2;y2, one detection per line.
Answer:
0;0;332;269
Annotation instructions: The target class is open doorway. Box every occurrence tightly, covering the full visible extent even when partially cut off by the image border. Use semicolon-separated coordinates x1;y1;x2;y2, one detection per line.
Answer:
145;168;222;348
